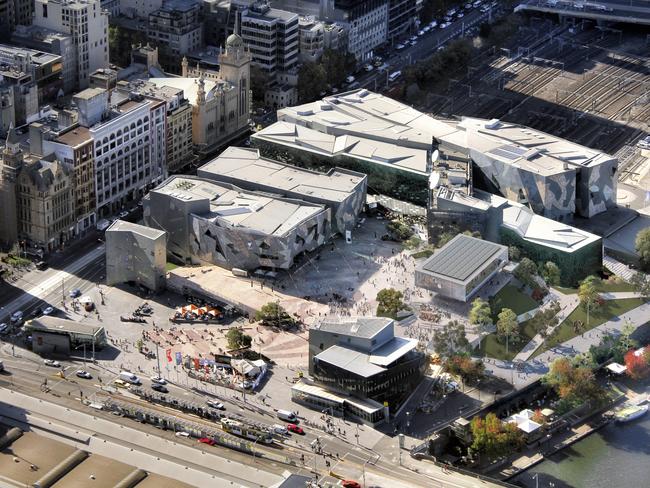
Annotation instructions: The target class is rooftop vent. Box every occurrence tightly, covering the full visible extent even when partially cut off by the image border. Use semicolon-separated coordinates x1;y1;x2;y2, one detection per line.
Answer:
485;119;501;130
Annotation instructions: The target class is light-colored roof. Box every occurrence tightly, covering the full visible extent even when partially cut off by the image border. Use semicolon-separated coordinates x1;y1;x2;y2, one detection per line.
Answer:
148;77;232;105
501;201;601;252
25;316;103;336
74;87;107;100
315;345;385;378
152;176;326;237
419;234;506;283
606;363;627;374
198;147;366;203
107;219;166;239
368;336;418;367
314;316;393;339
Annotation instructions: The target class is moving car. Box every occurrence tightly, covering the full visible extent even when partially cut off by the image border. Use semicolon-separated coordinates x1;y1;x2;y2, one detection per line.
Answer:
119;371;141;384
114;379;129;388
345;75;355;84
0;323;9;335
69;288;81;298
10;311;23;323
286;423;304;435
198;437;216;445
342;481;361;488
207;400;225;410
395;43;405;50
42;306;54;315
118;210;129;219
151;383;168;393
76;370;92;379
150;376;167;385
43;359;60;367
277;409;297;422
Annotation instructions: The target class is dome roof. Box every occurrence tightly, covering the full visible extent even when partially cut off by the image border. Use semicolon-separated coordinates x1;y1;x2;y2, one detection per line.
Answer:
226;33;243;49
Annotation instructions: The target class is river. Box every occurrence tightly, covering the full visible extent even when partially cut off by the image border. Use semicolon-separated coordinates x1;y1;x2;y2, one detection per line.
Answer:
512;411;650;488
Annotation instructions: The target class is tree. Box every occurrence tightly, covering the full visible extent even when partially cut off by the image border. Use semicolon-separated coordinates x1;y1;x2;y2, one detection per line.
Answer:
320;48;356;88
630;272;650;300
528;300;561;336
432;320;471;358
470;413;524;460
514;257;538;289
445;355;485;384
297;62;327;103
589;327;638;365
376;288;407;319
542;261;561;287
386;219;414;241
543;358;604;414
578;275;601;325
226;328;252;350
469;298;492;328
437;231;456;248
250;64;270;103
496;308;518;353
624;349;650;380
635;228;650;271
255;302;296;329
572;320;585;337
508;245;521;262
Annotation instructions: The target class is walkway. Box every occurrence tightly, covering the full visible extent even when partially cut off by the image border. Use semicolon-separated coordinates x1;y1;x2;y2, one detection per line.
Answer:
603;254;637;281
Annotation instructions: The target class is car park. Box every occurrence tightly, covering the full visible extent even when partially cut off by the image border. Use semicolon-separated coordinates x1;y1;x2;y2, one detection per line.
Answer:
44;359;60;367
151;383;168;393
286;423;304;435
76;370;92;379
150;376;167;385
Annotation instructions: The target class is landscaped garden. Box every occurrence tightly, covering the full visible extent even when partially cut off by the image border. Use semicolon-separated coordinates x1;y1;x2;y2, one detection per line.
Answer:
555;279;636;295
475;318;540;361
531;297;646;357
489;285;538;320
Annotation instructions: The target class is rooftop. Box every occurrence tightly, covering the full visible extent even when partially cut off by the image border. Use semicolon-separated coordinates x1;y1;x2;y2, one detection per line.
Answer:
198;147;366;203
107;219;167;239
55;126;92;147
291;381;385;414
152;176;327;237
0;43;62;66
148;77;233;105
74;87;107;100
420;234;506;282
314;316;393;339
25;316;104;336
244;4;298;22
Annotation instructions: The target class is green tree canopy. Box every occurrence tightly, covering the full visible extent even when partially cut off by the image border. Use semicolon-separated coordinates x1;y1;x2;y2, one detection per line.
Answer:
250;64;270;103
297;62;327;103
376;288;407;319
226;328;252;350
320;48;357;88
496;308;518;341
542;357;604;413
470;413;524;460
386;220;414;241
631;272;650;300
432;320;471;358
635;228;650;270
255;302;296;329
542;261;561;287
514;257;538;288
469;298;492;327
578;275;601;311
445;354;485;384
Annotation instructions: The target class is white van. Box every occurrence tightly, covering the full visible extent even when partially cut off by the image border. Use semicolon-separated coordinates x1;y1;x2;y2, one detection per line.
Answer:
276;409;297;422
388;70;402;82
119;371;141;384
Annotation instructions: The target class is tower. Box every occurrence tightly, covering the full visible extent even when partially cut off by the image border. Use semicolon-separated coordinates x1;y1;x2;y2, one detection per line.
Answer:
0;125;22;246
181;56;188;78
219;27;251;129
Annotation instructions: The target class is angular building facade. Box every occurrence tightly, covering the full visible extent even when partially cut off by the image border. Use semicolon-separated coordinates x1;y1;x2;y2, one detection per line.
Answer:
197;146;367;235
106;220;167;291
143;175;331;270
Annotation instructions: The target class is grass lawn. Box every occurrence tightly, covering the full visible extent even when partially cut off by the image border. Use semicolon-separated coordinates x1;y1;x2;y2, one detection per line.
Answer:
555;280;636;295
165;262;179;271
475;318;539;361
531;298;646;357
489;285;538;320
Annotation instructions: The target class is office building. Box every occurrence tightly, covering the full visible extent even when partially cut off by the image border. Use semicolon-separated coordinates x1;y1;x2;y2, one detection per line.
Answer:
197;146;367;235
106;219;167;291
0;0;16;38
33;0;109;89
415;234;508;302
11;25;77;94
0;127;23;246
301;316;425;423
123;80;193;173
238;2;299;79
298;16;325;63
0;44;64;103
202;0;231;47
0;66;39;128
388;0;416;42
72;87;167;217
147;0;203;73
120;0;162;18
143;175;331;270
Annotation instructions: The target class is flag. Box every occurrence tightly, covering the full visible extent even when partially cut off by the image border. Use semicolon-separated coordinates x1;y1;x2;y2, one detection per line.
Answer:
175;351;182;365
166;349;172;363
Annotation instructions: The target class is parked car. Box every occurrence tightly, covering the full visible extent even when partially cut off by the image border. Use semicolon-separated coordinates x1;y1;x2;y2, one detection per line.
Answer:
10;311;23;323
0;323;9;335
43;359;60;367
150;376;167;385
151;383;168;393
342;481;361;488
42;306;54;315
118;210;129;219
69;288;81;298
273;424;288;435
175;431;190;437
286;423;304;435
76;370;92;379
207;400;225;410
395;43;406;50
345;75;355;84
198;437;216;445
114;379;129;388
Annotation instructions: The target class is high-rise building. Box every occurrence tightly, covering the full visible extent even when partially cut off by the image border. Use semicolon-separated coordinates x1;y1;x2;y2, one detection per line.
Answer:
0;44;64;103
33;0;109;89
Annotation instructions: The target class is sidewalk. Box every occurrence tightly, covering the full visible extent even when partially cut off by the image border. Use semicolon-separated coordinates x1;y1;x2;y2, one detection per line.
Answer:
513;289;579;362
